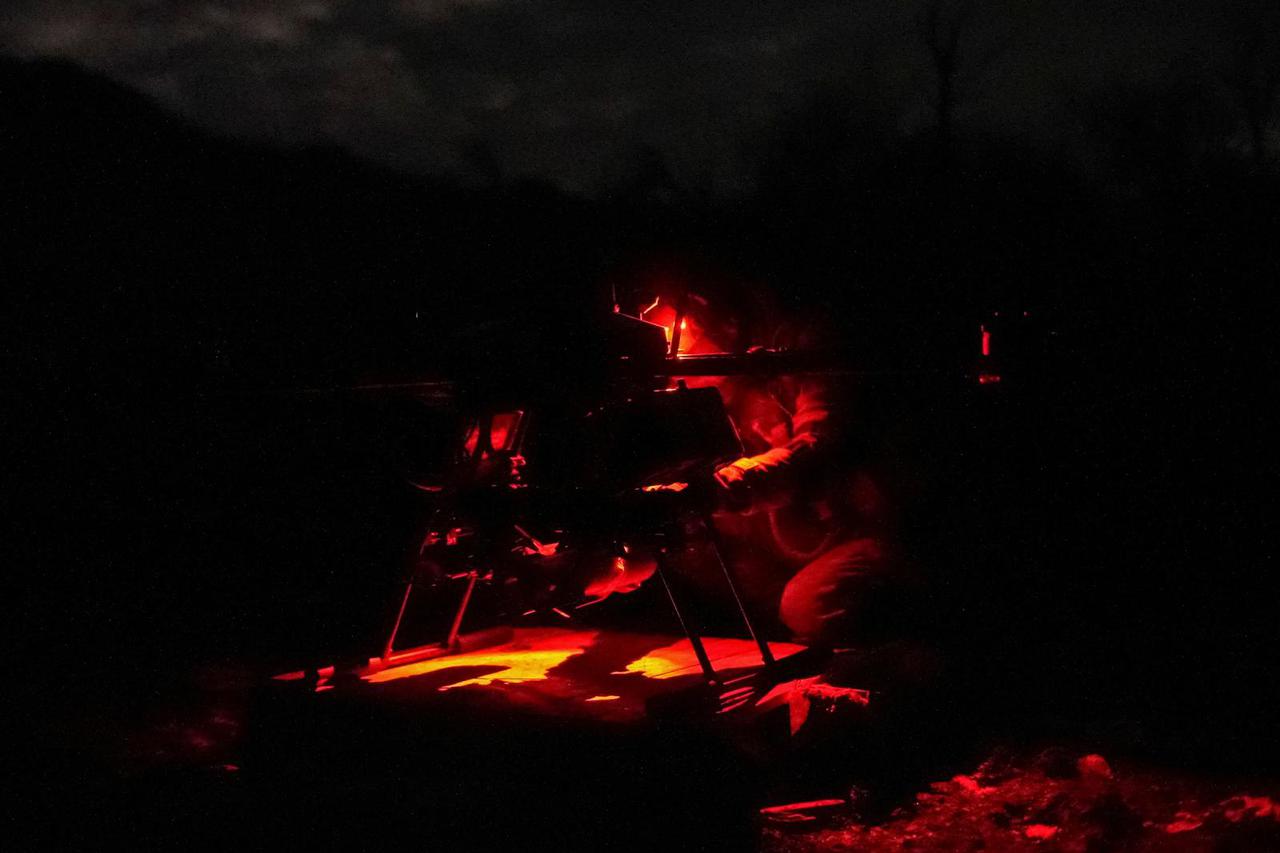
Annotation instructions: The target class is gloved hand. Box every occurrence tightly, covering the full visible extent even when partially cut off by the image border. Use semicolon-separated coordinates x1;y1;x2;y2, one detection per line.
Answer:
714;447;794;511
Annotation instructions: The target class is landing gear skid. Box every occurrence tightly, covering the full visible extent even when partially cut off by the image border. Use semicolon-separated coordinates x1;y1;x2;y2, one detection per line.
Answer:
370;570;512;672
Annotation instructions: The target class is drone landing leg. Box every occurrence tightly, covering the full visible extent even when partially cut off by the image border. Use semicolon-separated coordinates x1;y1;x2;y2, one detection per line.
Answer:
378;570;483;667
382;580;415;662
702;515;775;667
655;550;718;684
445;570;479;651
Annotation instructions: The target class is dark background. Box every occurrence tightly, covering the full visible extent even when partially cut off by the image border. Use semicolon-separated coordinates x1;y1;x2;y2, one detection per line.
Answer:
5;0;1278;806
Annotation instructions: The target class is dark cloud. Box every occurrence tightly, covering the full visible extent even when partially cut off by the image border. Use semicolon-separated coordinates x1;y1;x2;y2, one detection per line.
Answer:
0;1;1223;191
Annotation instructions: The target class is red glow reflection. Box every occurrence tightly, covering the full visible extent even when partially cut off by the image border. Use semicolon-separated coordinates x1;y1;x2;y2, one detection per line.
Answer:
276;629;810;705
364;629;595;688
613;637;805;680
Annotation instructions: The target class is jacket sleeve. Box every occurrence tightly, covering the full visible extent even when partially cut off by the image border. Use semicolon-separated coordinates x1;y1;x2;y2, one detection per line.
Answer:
786;373;835;458
717;372;839;511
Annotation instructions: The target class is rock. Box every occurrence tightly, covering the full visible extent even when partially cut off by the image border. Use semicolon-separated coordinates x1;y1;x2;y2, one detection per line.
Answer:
1033;747;1077;779
1077;754;1113;780
1084;791;1142;843
1024;823;1059;840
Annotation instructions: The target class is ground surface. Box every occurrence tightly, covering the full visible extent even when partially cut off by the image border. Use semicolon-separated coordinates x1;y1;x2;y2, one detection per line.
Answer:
37;628;1279;850
761;751;1280;852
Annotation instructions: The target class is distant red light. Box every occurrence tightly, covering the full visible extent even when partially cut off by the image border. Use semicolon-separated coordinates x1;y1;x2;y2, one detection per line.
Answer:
981;326;991;357
978;374;1002;385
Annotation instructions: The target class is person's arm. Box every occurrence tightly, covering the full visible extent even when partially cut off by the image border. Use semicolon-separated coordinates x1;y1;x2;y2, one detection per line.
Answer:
715;374;836;511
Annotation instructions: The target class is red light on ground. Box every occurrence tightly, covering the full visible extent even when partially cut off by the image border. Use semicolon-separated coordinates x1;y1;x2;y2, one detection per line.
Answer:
978;374;1002;385
280;629;810;707
614;637;805;680
642;481;688;492
272;666;338;690
362;629;598;689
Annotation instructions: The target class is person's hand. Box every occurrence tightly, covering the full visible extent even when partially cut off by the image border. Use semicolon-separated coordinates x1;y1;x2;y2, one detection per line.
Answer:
714;448;793;511
714;458;755;510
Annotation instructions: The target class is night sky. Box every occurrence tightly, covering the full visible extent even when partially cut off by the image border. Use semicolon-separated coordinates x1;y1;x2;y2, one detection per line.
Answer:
0;0;1232;192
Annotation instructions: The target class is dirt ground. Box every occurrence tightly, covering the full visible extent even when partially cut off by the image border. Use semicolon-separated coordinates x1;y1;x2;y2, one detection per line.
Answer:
45;658;1279;851
761;750;1280;852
